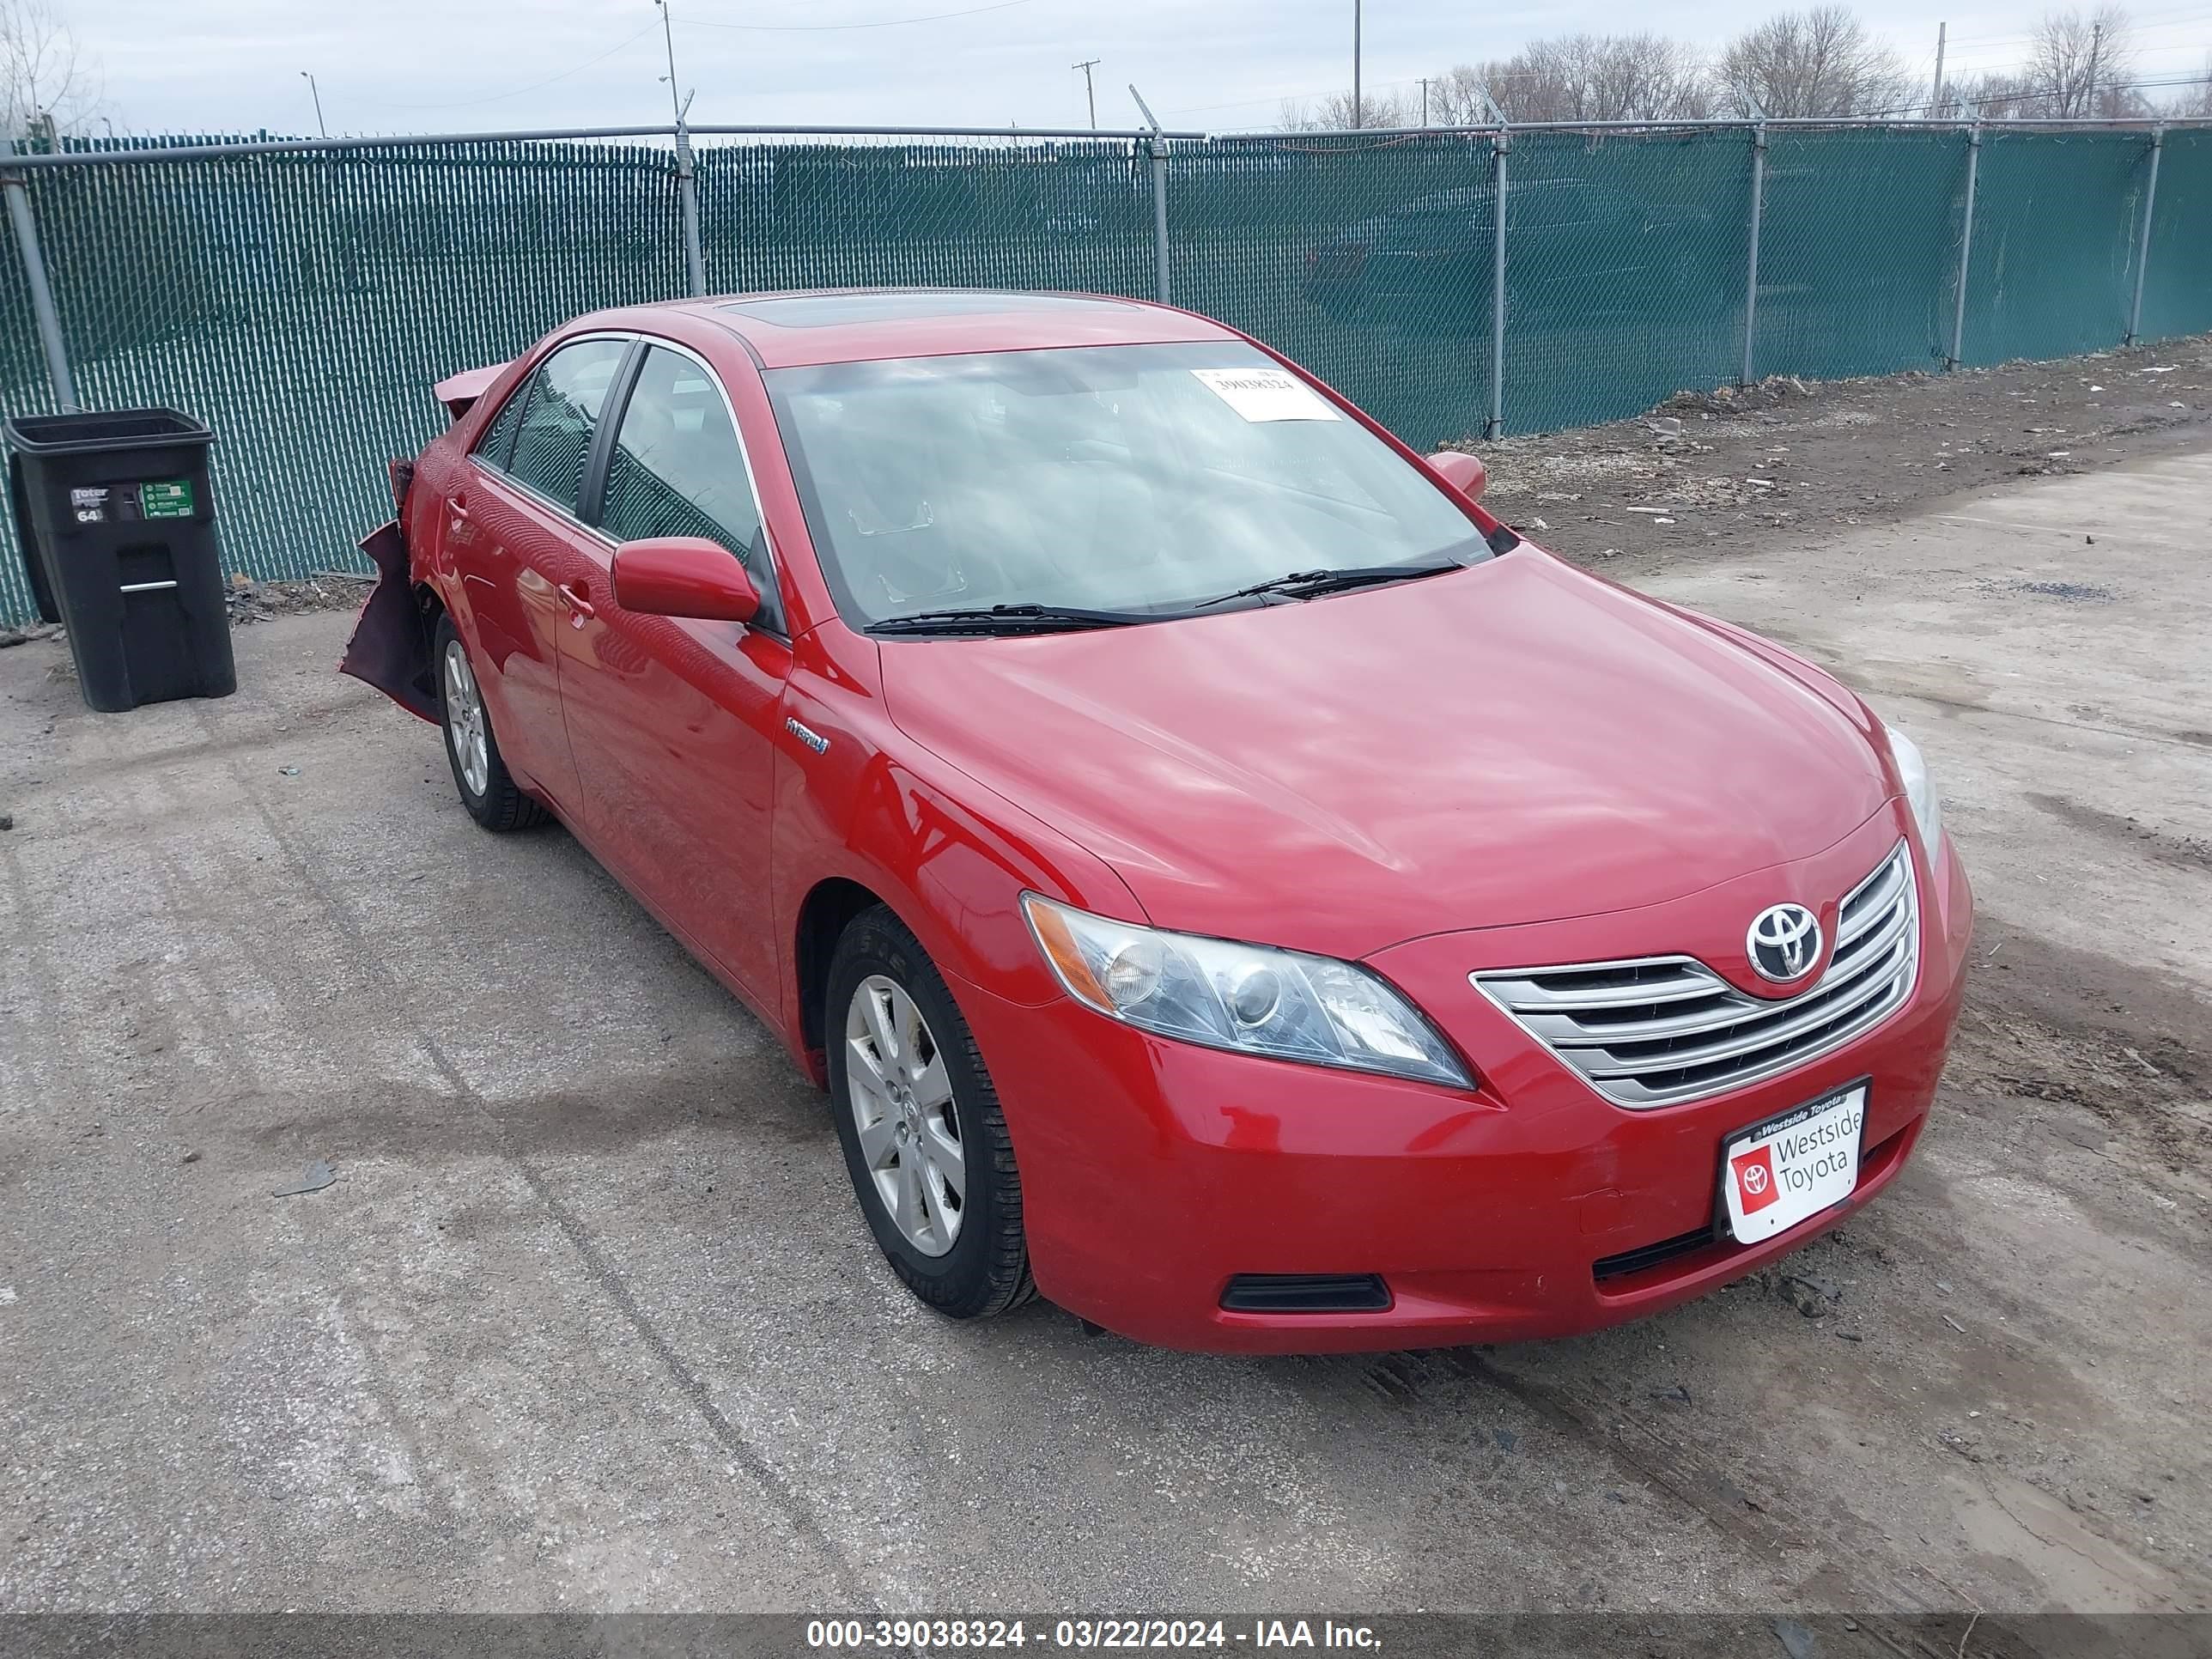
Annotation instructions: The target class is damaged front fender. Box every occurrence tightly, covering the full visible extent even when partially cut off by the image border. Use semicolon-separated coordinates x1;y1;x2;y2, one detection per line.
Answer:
338;520;438;725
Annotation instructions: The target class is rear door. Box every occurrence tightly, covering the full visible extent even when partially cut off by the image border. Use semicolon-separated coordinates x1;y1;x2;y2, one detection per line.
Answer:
556;341;794;1001
457;335;634;815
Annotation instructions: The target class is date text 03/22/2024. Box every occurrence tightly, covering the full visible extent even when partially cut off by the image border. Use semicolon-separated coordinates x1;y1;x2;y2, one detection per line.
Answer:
805;1619;1382;1650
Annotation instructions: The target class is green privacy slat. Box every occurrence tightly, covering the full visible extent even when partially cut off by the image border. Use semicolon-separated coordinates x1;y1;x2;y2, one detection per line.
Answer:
1499;129;1753;439
1962;131;2148;366
695;140;1157;296
1;140;686;626
4;126;2210;626
2137;129;2212;344
0;201;34;624
1755;127;1968;381
1166;132;1502;451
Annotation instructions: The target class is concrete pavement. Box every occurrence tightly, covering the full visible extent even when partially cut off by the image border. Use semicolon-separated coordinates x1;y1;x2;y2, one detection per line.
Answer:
1;450;2207;1617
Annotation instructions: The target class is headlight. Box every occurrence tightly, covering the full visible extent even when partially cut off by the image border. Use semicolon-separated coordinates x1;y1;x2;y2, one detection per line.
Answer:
1887;726;1942;850
1021;894;1474;1089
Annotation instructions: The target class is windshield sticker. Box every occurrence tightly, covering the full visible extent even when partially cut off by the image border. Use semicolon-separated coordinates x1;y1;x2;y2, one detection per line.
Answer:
1190;367;1341;422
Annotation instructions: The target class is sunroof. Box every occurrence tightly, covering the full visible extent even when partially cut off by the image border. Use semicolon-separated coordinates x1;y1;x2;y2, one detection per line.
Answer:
720;291;1125;327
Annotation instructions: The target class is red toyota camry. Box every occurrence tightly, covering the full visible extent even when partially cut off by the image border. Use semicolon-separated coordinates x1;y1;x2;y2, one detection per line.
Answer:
348;289;1972;1353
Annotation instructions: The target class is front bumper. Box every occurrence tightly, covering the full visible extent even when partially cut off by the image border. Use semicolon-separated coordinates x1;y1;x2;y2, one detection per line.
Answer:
957;813;1972;1353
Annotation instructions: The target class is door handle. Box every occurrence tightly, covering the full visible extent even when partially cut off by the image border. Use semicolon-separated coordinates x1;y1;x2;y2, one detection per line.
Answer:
557;581;596;622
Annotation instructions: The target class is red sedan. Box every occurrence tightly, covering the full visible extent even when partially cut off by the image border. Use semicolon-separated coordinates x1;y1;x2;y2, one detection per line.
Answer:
347;289;1972;1353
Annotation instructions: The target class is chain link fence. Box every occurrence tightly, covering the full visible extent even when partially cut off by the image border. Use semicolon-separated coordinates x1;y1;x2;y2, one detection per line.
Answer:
3;117;2209;625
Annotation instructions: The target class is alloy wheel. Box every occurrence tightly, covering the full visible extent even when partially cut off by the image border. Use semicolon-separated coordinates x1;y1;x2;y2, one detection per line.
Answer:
442;638;490;798
844;973;965;1256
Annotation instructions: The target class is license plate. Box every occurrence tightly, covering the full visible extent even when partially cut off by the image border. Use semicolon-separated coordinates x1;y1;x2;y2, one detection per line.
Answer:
1722;1085;1867;1243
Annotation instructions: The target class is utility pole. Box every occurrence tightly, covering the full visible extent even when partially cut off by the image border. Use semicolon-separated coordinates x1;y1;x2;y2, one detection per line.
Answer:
299;70;327;138
1930;22;1947;118
1073;58;1100;129
2086;20;2103;117
1419;76;1431;126
653;0;685;125
1352;0;1363;129
650;0;704;297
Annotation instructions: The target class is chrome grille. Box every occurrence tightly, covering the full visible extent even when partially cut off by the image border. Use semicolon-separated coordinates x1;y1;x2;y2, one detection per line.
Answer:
1472;842;1918;1109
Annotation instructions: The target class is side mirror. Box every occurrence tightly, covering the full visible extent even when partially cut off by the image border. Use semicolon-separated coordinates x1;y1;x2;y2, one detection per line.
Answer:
611;536;761;625
1425;449;1488;503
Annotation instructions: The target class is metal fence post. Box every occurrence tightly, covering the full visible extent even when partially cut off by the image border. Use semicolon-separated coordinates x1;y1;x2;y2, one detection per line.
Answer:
1741;121;1767;386
1947;121;1982;370
2126;124;2163;346
1;138;78;410
1149;137;1171;304
1485;123;1510;439
1130;84;1172;304
674;118;707;297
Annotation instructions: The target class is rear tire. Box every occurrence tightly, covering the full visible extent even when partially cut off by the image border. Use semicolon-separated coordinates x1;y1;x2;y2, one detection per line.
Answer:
434;614;548;833
825;906;1036;1320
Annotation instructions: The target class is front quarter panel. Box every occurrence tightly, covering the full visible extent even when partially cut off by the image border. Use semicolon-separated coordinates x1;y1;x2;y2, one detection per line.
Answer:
772;623;1149;1070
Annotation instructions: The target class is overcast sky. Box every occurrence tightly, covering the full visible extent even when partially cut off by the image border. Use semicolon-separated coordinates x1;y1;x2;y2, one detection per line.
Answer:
66;0;2212;137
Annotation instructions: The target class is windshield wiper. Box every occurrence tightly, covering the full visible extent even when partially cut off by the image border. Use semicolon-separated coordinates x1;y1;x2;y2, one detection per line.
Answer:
866;602;1157;637
1191;560;1463;610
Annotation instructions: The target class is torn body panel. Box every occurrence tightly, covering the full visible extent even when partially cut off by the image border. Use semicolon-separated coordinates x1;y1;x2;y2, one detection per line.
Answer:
432;362;509;422
339;518;436;724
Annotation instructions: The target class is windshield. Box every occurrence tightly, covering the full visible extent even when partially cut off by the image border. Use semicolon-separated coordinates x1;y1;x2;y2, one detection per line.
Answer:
766;342;1492;629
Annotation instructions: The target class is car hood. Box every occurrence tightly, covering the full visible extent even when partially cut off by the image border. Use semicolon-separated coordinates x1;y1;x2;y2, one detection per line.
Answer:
879;550;1893;962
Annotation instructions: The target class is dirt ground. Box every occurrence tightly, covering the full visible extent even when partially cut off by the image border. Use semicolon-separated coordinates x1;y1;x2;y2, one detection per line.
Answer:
1466;335;2212;581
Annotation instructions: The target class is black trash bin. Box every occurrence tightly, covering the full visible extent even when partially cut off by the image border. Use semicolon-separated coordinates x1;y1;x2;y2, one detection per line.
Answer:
5;407;235;714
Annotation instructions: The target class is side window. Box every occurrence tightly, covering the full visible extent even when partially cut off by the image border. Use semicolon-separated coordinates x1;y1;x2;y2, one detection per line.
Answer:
599;345;784;633
475;380;529;470
504;338;629;513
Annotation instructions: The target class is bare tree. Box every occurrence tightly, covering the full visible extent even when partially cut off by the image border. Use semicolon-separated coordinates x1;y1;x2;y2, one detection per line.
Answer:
1946;11;2144;118
1297;87;1412;129
1;0;100;139
1518;34;1711;122
1715;6;1914;118
1428;35;1710;125
2029;7;2135;117
1428;64;1495;126
1578;34;1715;119
1945;70;2035;118
2179;52;2212;117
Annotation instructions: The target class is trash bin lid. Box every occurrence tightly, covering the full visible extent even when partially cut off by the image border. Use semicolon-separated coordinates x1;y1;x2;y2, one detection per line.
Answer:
3;408;215;454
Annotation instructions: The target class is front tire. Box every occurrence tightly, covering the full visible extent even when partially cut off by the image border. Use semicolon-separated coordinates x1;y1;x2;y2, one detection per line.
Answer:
825;906;1035;1320
434;614;547;833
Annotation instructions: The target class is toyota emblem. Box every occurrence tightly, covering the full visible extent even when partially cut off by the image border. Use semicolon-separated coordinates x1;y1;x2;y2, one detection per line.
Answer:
1747;902;1821;982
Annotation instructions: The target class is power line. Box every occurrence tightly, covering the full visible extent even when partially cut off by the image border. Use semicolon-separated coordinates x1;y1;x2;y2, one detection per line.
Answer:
1164;75;1425;118
673;0;1036;33
1889;70;2212;118
1942;9;2212;52
1950;1;2212;38
377;21;660;110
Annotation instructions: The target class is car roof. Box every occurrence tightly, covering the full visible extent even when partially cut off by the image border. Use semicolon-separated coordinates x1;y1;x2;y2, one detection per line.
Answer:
641;288;1243;369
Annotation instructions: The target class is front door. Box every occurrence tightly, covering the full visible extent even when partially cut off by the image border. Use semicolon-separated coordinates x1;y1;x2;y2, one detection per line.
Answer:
556;343;793;1002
